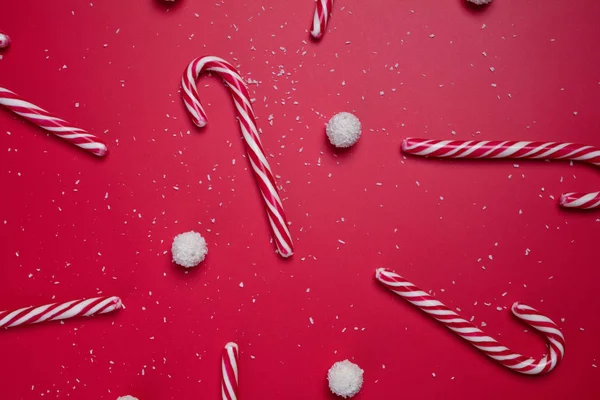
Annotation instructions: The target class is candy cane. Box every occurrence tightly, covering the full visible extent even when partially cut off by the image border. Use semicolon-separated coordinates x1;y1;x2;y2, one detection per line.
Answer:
221;342;239;400
375;268;565;375
0;32;10;49
310;0;334;39
0;296;122;329
560;191;600;209
402;138;600;210
181;56;294;258
0;87;108;156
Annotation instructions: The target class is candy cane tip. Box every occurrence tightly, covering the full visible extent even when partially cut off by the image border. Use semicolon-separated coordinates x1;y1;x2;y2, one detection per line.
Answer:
194;119;207;128
225;342;238;350
310;31;323;40
375;268;387;279
401;138;410;152
511;302;530;315
113;297;124;309
558;193;571;206
96;144;108;157
278;249;294;258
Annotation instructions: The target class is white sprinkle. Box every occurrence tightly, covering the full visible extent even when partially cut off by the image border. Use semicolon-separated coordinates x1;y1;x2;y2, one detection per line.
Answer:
239;282;244;288
309;317;314;325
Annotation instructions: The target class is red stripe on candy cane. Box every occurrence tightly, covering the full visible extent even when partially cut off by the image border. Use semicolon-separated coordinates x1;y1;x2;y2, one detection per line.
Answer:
376;268;565;375
181;56;294;258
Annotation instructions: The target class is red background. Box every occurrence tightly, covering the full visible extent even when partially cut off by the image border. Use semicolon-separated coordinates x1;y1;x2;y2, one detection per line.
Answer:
1;0;599;399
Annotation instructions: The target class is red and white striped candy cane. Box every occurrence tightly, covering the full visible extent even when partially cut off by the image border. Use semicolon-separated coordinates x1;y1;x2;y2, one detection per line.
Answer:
0;296;122;329
560;191;600;209
0;32;10;49
221;342;239;400
0;87;108;156
402;138;600;210
310;0;334;39
376;268;565;375
181;56;294;258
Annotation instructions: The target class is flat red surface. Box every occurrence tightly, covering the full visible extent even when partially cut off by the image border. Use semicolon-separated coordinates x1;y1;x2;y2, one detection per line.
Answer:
1;1;599;399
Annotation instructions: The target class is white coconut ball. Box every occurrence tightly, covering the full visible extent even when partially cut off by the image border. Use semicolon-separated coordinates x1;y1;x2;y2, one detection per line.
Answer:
327;360;364;398
467;0;492;5
326;112;362;148
171;231;208;268
117;396;138;400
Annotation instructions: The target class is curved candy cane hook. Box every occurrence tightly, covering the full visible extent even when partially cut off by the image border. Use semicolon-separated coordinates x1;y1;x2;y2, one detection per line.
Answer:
402;138;600;210
181;56;294;258
310;0;334;39
376;268;565;374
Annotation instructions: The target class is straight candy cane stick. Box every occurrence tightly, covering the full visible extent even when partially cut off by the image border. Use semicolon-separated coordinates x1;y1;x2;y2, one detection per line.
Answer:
402;138;600;209
376;268;565;375
221;342;239;400
310;0;334;39
0;296;122;329
560;191;600;209
0;87;108;156
181;56;294;258
402;138;600;164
